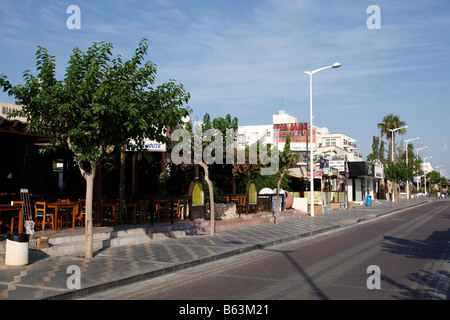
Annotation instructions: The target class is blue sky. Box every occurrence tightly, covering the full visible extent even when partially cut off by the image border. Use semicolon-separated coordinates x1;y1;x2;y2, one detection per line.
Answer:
1;0;449;178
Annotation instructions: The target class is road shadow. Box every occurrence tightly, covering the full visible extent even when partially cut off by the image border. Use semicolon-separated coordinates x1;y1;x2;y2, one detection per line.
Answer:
382;229;450;260
381;268;450;300
260;247;329;300
381;229;450;299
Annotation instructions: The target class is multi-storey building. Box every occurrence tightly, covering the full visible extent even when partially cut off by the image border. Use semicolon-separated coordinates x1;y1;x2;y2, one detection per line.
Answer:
0;101;26;122
237;110;361;163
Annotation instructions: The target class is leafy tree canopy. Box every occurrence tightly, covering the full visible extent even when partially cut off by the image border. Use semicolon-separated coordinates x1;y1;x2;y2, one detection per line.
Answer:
384;162;413;183
0;39;191;258
0;39;191;169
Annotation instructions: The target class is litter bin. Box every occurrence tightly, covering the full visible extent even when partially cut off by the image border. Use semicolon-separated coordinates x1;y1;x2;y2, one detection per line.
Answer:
5;233;29;266
366;195;372;206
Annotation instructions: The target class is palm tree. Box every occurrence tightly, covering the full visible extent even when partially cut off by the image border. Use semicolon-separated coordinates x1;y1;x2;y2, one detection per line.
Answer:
377;114;407;163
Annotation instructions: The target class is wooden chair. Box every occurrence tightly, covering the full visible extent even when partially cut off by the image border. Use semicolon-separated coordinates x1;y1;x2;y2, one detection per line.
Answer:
0;201;21;233
136;200;149;224
101;200;118;225
34;201;54;231
259;196;271;212
173;200;182;220
156;200;171;222
10;201;21;233
231;196;245;214
56;199;71;229
77;199;96;227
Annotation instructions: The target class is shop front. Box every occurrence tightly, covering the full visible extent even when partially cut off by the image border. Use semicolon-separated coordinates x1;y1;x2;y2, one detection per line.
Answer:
347;161;383;203
288;162;347;213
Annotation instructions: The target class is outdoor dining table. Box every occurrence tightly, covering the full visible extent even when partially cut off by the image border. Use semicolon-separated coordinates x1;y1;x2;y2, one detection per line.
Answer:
150;195;190;222
46;201;79;230
224;194;247;214
0;203;23;233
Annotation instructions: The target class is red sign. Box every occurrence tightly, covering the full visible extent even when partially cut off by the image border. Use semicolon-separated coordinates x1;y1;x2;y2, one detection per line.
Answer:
274;123;310;137
274;123;315;145
307;171;323;179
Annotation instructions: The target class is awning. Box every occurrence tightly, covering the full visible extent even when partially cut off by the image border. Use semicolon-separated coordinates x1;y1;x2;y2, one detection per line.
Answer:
288;167;308;178
288;166;340;179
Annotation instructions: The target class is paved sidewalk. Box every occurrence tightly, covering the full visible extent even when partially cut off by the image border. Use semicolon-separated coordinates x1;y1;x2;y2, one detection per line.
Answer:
0;197;433;300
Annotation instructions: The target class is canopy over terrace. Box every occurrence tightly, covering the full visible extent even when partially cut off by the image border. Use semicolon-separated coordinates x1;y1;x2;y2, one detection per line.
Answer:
288;165;347;212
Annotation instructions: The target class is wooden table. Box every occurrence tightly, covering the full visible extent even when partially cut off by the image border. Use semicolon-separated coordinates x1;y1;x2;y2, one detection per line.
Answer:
225;194;247;214
0;204;23;233
150;196;190;223
47;202;79;230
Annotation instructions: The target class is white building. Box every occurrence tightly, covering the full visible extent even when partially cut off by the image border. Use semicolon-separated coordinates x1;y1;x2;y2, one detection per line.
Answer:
316;127;362;161
237;110;361;162
0;101;26;122
421;162;433;174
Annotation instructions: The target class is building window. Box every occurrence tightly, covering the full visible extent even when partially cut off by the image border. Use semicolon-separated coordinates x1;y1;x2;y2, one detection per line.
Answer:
331;139;336;146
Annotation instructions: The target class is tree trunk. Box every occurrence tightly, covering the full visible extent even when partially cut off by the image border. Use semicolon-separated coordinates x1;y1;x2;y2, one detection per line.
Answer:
275;169;286;225
84;169;95;259
275;183;280;225
77;161;96;259
200;162;215;235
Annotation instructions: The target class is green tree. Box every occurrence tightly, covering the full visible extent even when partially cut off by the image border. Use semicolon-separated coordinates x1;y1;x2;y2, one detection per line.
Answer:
366;136;380;162
379;140;386;165
399;142;416;167
189;113;238;235
377;114;407;163
427;171;441;186
384;162;413;184
384;162;413;201
0;40;191;258
275;135;299;224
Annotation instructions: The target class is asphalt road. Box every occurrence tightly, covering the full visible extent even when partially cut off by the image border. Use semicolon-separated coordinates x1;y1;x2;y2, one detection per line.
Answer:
83;200;450;301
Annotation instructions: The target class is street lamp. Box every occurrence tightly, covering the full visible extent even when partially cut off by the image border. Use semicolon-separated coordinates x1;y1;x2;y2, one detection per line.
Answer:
436;165;443;178
389;126;408;162
304;63;341;217
388;125;408;202
422;156;432;196
404;137;419;199
415;146;428;190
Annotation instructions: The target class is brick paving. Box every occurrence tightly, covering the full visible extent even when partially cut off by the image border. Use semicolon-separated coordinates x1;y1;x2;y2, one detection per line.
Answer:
0;197;433;300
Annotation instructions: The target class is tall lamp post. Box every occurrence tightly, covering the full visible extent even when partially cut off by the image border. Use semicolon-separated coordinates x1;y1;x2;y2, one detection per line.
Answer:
416;146;428;190
422;156;432;196
388;126;408;202
304;62;341;216
389;126;408;162
435;165;443;184
404;137;419;199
